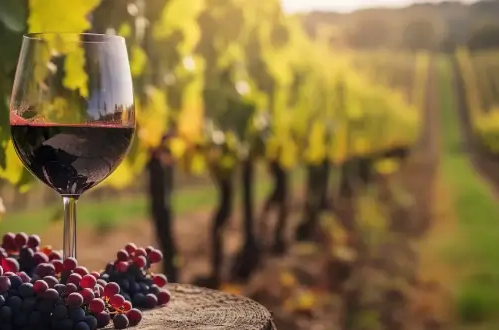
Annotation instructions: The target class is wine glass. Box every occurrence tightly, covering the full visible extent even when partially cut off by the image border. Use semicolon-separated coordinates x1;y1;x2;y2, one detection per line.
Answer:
9;33;135;259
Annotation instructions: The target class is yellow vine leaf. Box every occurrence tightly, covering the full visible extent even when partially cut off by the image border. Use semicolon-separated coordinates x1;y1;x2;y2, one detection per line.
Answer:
103;159;134;189
130;46;147;78
0;141;25;185
189;152;207;175
168;137;187;159
374;158;400;175
28;0;99;33
63;46;88;98
118;23;132;38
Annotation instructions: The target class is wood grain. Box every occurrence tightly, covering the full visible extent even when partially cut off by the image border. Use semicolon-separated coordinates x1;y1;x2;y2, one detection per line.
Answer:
136;284;277;330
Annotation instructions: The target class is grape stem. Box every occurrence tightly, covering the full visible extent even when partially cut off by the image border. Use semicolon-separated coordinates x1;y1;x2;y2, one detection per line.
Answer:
62;196;78;259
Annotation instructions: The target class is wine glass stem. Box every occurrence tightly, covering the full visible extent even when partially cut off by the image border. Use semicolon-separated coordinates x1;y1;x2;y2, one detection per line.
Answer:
62;196;78;259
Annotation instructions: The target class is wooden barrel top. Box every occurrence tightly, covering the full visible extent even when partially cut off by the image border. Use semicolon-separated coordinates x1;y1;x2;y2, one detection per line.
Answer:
137;284;277;330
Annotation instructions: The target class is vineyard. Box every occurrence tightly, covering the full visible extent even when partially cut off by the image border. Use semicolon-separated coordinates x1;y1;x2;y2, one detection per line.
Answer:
3;0;499;329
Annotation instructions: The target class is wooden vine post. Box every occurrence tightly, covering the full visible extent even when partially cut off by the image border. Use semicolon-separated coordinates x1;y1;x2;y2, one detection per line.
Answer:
138;284;277;330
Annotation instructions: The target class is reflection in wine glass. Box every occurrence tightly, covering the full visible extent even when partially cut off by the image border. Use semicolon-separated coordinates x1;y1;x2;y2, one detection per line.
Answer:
10;33;135;259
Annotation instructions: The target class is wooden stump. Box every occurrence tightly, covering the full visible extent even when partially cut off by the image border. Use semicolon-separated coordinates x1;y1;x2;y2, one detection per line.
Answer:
137;284;277;330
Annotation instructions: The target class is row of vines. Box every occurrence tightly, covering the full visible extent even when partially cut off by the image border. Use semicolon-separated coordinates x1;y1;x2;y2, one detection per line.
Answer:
0;0;427;285
456;48;499;153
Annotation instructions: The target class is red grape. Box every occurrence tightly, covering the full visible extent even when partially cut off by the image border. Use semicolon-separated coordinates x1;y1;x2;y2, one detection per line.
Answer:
114;261;129;272
43;276;59;288
148;249;163;264
43;288;59;300
81;288;95;303
145;246;154;254
157;289;171;306
74;266;89;276
3;258;19;273
123;300;132;312
133;256;147;268
109;294;125;309
134;248;147;257
89;298;106;314
33;252;49;265
33;280;49;294
14;232;28;248
124;243;137;255
67;292;84;308
27;234;41;249
17;271;30;283
117;249;129;262
63;257;78;271
80;274;97;289
153;274;168;287
0;276;11;293
2;233;16;250
67;273;82;286
52;260;64;274
90;271;100;279
95;284;104;297
97;279;107;287
48;251;62;261
127;308;143;326
104;282;120;298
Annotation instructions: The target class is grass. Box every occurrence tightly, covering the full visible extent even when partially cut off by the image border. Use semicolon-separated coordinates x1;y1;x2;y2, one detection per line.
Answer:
0;167;304;235
438;55;499;327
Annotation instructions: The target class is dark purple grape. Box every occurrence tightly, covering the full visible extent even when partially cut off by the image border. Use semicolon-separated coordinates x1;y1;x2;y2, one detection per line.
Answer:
8;275;22;289
84;315;98;330
113;314;130;329
18;282;34;298
56;318;74;330
13;312;28;327
75;321;91;330
0;305;11;322
28;310;42;326
69;307;86;322
22;297;36;312
53;283;66;295
65;283;78;294
6;296;22;313
96;311;111;328
53;304;68;319
144;293;158;308
0;294;4;307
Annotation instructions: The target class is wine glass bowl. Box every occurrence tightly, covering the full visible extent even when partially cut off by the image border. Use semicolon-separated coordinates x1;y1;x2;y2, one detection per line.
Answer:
9;33;135;259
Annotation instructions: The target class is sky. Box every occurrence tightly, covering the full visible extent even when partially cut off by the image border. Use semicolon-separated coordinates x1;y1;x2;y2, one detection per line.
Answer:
281;0;476;13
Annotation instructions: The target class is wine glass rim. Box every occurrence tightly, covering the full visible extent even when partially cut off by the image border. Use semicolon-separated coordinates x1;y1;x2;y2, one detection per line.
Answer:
23;32;125;43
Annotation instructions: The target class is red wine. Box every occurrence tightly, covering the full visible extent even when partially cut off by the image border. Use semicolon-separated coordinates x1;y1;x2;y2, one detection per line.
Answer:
10;124;135;196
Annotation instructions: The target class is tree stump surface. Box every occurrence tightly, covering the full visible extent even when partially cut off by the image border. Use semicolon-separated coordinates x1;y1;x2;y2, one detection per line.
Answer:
137;284;277;330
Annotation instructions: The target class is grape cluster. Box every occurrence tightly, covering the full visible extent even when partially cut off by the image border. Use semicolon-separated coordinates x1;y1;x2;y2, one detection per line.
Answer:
0;233;172;330
0;264;143;330
99;243;171;309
